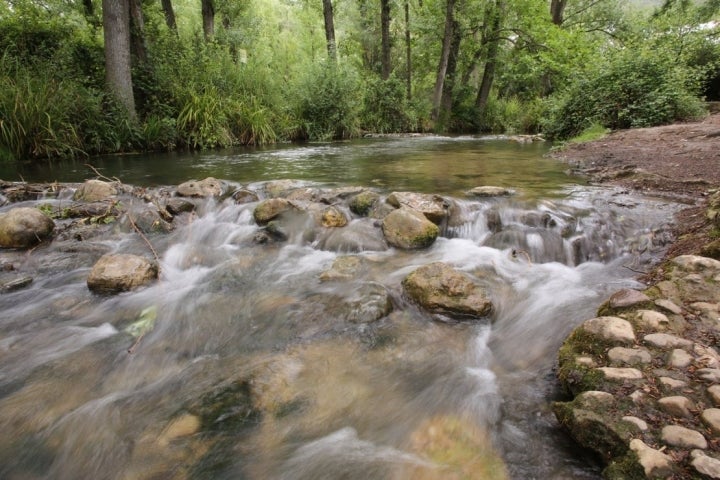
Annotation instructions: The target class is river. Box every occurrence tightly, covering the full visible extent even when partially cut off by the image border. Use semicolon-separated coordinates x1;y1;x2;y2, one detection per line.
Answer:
0;136;679;479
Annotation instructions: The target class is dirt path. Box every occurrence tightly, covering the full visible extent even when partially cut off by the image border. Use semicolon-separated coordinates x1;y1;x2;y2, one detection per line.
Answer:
552;113;720;265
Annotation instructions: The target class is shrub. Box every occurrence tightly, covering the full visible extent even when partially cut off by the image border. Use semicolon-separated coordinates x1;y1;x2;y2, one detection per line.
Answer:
361;75;413;133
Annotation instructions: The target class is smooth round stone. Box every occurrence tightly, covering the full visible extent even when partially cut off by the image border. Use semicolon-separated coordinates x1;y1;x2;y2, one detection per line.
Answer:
630;439;674;478
583;316;636;344
658;396;695;418
596;367;643;380
669;349;694;368
701;408;720;435
662;425;708;449
608;346;652;365
644;333;693;349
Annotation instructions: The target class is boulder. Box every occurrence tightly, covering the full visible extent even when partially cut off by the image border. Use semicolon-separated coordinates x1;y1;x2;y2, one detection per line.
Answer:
320;206;348;228
381;208;439;250
316;218;388;252
177;177;226;198
386;192;449;224
73;179;117;202
87;254;158;293
348;191;380;216
253;198;294;225
0;207;55;248
231;189;259;204
164;198;196;216
402;262;493;319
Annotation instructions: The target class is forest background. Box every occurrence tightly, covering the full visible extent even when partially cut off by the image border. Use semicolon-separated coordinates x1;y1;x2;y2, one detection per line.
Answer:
0;0;719;161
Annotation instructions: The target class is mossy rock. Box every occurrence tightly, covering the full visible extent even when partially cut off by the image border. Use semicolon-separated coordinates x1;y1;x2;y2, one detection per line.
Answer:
701;238;720;260
349;191;380;216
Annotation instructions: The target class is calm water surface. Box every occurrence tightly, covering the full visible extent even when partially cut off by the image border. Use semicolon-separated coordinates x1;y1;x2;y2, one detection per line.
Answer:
0;137;678;479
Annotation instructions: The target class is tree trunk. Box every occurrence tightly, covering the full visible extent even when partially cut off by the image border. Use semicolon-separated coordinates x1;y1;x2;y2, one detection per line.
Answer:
381;0;392;79
202;0;215;41
323;0;337;61
439;20;461;126
550;0;567;25
161;0;177;32
129;0;148;65
83;0;94;17
103;0;136;121
405;0;412;99
431;0;456;122
475;0;502;111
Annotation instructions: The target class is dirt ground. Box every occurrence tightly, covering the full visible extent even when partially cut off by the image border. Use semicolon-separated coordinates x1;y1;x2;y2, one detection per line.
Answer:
552;113;720;269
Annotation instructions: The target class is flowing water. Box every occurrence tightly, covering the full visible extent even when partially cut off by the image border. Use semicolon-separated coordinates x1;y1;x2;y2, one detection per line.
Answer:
0;137;680;479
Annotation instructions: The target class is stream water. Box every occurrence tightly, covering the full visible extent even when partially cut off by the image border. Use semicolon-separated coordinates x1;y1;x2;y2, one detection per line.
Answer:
0;137;680;479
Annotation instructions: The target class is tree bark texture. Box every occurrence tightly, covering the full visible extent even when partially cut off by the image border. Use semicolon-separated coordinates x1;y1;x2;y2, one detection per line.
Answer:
129;0;148;65
405;0;412;99
161;0;177;32
475;0;503;111
381;0;392;79
550;0;567;25
323;0;337;61
202;0;215;41
439;20;461;125
102;0;136;121
431;0;456;121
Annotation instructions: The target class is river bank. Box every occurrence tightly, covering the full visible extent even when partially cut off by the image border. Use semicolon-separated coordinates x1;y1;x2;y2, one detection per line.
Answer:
551;114;720;478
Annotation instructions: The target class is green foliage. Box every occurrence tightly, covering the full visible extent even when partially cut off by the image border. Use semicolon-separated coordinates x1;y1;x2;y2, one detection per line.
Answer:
543;51;706;140
292;62;362;140
361;75;413;133
567;122;610;143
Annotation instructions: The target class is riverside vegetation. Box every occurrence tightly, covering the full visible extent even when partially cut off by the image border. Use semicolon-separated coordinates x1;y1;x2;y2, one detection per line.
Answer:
1;0;719;162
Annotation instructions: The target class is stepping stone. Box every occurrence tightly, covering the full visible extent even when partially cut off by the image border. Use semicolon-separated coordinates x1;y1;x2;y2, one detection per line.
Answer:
607;289;651;309
630;439;675;478
608;346;652;365
669;349;693;368
691;450;720;479
698;369;720;383
583;317;636;344
660;377;688;390
658;396;695;418
597;367;643;380
655;298;682;315
708;385;720;406
701;408;720;435
635;309;670;331
644;333;693;349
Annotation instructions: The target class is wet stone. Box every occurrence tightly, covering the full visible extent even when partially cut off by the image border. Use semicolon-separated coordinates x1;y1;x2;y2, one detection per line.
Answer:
662;425;708;449
607;288;651;309
691;450;720;479
701;408;720;435
658;396;695;418
608;346;652;365
630;439;675;478
644;333;693;349
669;349;694;368
582;316;636;344
465;186;515;197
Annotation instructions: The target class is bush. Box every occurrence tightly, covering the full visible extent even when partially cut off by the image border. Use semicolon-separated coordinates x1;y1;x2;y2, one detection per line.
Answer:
361;75;413;133
543;51;706;140
292;61;362;140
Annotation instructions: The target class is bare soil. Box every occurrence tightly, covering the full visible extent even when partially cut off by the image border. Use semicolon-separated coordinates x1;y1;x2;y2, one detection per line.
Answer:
552;113;720;272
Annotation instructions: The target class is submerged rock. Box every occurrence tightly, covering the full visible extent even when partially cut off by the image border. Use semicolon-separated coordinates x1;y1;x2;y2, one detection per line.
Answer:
73;179;118;202
465;186;515;197
402;262;493;320
382;208;439;249
87;253;158;293
0;207;55;248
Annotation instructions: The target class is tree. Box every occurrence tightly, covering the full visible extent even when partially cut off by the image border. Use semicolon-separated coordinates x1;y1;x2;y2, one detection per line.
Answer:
102;0;136;120
431;0;456;121
405;0;412;98
202;0;215;41
129;0;148;65
323;0;337;61
475;0;503;112
381;0;392;79
161;0;177;32
550;0;567;25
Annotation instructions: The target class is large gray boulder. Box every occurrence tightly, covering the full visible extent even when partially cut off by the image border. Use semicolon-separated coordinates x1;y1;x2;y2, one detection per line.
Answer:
381;208;439;249
386;192;448;224
402;262;493;319
73;179;118;202
0;207;55;248
87;254;158;293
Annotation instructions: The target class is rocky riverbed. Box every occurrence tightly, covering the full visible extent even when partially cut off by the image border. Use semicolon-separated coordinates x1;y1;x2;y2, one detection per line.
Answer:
552;113;720;478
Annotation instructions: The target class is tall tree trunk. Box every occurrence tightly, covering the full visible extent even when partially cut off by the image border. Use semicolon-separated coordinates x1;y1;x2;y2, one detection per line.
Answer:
103;0;136;121
381;0;392;79
405;0;412;99
439;20;461;126
550;0;567;25
323;0;337;61
431;0;456;122
202;0;215;41
129;0;148;65
475;0;502;111
161;0;177;32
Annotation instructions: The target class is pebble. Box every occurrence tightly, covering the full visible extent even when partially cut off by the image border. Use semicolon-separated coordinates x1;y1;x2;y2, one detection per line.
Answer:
644;333;693;349
668;349;693;368
701;408;720;435
698;369;720;383
608;346;652;365
582;316;636;344
655;299;682;315
635;309;670;331
658;396;695;418
708;385;720;406
596;367;643;380
629;439;675;478
622;416;648;431
607;289;650;309
661;425;708;449
659;376;688;390
691;450;720;479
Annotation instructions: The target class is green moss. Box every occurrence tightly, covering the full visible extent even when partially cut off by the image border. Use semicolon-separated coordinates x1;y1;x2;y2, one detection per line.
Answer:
602;451;645;480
